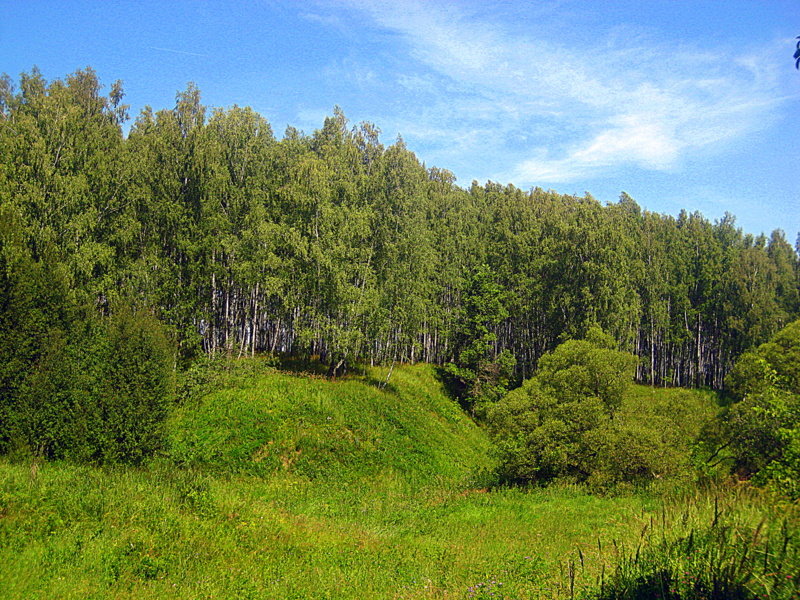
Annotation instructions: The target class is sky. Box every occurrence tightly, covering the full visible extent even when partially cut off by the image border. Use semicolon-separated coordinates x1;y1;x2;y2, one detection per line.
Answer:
2;0;799;239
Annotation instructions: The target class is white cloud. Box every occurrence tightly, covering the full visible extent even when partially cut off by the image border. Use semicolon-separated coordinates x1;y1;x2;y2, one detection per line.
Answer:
300;11;347;30
516;114;682;182
328;0;787;185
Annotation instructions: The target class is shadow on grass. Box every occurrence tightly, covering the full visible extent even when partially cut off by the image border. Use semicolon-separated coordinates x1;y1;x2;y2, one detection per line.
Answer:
275;354;331;377
433;365;472;413
275;354;382;380
593;571;759;600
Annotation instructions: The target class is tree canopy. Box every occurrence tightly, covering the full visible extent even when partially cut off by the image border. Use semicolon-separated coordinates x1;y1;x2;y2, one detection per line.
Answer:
0;66;797;398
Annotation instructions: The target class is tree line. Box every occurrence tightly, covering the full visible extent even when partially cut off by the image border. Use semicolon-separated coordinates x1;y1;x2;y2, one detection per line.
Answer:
1;67;798;388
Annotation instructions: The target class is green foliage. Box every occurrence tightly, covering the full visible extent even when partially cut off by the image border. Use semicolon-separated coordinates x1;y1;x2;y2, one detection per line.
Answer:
490;384;716;490
724;389;794;476
536;326;638;415
0;224;174;463
4;304;175;464
1;66;798;487
582;488;800;600
726;320;800;402
761;426;800;499
444;264;516;409
2;68;798;389
758;320;800;394
0;456;653;600
720;320;800;495
0;221;74;456
92;306;175;464
488;330;714;488
725;351;778;401
489;377;608;483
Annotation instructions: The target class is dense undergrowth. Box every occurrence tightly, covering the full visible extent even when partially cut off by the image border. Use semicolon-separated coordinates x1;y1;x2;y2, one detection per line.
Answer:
575;485;800;600
2;360;799;599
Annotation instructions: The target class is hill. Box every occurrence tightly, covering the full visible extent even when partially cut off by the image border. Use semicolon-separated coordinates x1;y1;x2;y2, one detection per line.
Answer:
5;361;783;600
167;361;492;484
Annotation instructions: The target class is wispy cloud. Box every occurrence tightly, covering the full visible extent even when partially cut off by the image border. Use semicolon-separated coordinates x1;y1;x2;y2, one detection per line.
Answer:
148;46;209;58
300;11;347;31
328;0;787;185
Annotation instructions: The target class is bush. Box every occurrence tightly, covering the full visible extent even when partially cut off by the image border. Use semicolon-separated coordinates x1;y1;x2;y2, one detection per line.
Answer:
0;233;72;456
725;319;800;402
536;327;638;415
489;377;607;483
720;319;800;496
724;390;793;476
487;328;716;489
760;320;800;394
725;351;777;401
91;306;175;463
487;329;658;487
0;232;174;464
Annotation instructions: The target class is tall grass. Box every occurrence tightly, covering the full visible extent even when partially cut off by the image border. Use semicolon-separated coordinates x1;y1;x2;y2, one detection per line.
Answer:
0;360;791;599
0;459;656;599
168;360;493;484
558;484;800;600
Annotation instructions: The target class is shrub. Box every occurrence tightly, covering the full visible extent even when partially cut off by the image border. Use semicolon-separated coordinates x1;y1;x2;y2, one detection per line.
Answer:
0;236;74;457
536;327;638;416
487;328;715;489
725;319;800;402
0;233;175;464
489;377;607;483
91;306;175;464
720;320;800;496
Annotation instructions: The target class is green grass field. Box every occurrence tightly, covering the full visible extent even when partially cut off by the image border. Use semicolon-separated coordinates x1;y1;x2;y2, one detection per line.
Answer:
1;361;796;599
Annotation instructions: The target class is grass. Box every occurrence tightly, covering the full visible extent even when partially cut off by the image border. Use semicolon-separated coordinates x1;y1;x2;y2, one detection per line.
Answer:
0;359;794;599
168;360;493;483
574;484;800;599
0;461;651;599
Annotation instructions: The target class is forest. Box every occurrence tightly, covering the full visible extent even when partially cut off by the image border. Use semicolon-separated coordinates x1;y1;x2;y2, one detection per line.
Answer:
2;67;800;599
1;67;798;389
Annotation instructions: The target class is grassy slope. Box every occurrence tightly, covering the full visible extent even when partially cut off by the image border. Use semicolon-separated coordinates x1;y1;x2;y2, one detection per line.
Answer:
0;363;719;599
166;362;491;484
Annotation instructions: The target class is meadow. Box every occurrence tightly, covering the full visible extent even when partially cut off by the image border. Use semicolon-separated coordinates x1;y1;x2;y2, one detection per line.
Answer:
2;63;800;600
1;361;798;599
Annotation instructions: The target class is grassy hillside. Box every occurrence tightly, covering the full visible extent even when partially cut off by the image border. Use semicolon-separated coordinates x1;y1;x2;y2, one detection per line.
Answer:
4;361;789;599
167;361;492;484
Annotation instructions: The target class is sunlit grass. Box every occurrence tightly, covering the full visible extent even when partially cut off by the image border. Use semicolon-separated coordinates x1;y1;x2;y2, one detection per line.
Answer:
571;484;800;600
0;460;654;599
0;362;793;599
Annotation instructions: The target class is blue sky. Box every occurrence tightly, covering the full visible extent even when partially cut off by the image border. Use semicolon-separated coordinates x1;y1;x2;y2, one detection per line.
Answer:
2;0;799;239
